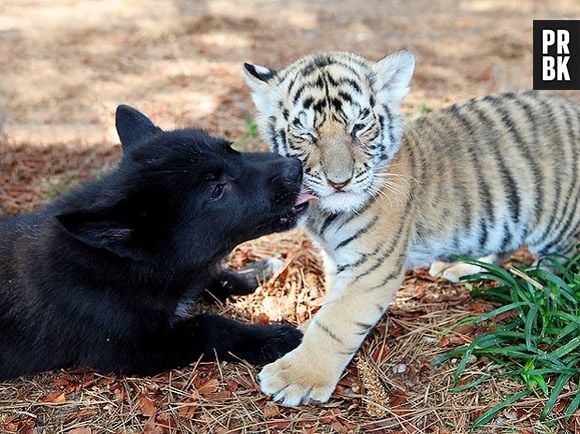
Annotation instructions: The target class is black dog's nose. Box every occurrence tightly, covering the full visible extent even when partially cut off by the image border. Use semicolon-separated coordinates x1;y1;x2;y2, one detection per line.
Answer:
281;158;303;184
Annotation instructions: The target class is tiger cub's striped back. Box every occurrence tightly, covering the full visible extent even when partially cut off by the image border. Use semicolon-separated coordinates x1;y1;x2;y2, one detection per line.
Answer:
243;51;579;407
407;91;579;266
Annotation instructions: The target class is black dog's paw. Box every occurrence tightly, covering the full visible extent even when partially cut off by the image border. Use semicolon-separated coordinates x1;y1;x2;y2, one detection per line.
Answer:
241;323;302;365
234;258;283;293
207;259;284;301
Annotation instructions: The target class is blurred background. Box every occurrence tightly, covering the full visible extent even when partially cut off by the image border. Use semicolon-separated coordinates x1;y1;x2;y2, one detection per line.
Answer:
1;0;579;216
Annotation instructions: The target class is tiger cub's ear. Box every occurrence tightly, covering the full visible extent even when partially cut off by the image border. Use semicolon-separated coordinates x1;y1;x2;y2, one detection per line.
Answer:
372;50;415;105
243;62;278;116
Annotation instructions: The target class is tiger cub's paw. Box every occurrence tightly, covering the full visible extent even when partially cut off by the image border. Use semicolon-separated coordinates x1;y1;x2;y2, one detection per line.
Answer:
428;261;483;283
258;347;336;407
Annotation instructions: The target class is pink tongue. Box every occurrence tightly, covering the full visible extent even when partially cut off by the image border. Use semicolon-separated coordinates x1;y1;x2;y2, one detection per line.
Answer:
294;188;319;206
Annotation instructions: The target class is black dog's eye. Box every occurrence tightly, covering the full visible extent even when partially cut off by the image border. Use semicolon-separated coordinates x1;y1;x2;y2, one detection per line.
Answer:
351;123;366;140
209;183;226;201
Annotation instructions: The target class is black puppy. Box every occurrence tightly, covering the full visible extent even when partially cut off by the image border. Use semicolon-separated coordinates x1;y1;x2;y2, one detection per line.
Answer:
0;106;310;380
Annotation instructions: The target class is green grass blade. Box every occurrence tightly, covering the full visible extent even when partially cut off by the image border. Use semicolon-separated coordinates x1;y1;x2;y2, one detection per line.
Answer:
471;389;529;431
554;321;580;345
525;367;578;376
524;303;539;351
441;250;579;430
565;381;580;418
472;302;532;325
540;372;575;420
545;336;580;359
450;375;492;393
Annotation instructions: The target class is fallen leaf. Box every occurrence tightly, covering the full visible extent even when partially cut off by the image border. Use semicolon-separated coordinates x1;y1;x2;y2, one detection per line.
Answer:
453;323;476;335
40;391;66;404
371;345;390;363
466;300;490;313
266;420;292;429
262;402;280;418
554;399;568;413
178;402;197;419
143;416;165;434
226;379;239;393
390;390;407;407
331;421;348;433
139;395;157;417
321;408;341;423
198;378;219;396
51;374;73;388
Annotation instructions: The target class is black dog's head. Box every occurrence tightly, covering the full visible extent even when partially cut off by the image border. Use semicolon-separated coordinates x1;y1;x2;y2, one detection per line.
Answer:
55;106;308;268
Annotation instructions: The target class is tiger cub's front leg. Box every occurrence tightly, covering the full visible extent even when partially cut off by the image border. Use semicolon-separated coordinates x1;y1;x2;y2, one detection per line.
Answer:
259;214;412;406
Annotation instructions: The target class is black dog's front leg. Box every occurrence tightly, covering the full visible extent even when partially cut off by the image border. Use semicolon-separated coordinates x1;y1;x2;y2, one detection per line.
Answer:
207;260;279;301
134;313;302;374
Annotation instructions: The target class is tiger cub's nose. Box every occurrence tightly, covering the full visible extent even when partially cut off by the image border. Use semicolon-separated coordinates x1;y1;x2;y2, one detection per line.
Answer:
328;178;351;191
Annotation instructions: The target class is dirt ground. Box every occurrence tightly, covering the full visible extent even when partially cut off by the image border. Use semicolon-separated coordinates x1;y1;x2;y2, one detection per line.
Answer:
0;0;579;433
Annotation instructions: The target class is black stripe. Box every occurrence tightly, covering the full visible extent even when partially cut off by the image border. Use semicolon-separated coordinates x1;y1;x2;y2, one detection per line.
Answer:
544;192;579;253
328;60;366;81
335;195;377;231
478;218;488;251
364;250;407;293
300;56;334;76
302;97;314;109
313;99;327;113
433;114;473;244
313;319;343;344
338;91;353;104
319;212;340;235
487;95;544;224
383;105;396;147
528;96;567;247
339;349;358;356
277;129;287;151
542;101;579;252
333;77;362;94
267;117;282;155
286;77;298;96
467;101;521;227
358;203;413;278
505;93;544;229
448;104;494;251
335;216;378;250
554;102;580;246
355;321;374;335
500;219;512;251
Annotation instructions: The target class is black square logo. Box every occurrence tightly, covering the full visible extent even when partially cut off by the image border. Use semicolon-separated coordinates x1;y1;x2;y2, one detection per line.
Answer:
533;20;580;90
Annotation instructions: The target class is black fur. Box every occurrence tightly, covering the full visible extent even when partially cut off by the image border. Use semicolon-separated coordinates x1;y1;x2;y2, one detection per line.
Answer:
0;105;307;380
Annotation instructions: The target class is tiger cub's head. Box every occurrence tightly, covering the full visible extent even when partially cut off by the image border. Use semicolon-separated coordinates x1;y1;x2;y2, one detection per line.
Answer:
243;51;414;214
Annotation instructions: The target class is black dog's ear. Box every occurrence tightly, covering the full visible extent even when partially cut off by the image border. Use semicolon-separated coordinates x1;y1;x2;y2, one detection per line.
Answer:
56;205;142;260
115;105;161;150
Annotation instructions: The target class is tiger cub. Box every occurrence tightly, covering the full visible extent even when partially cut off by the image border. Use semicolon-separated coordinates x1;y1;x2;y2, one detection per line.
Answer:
243;51;580;406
